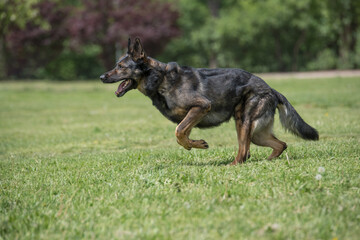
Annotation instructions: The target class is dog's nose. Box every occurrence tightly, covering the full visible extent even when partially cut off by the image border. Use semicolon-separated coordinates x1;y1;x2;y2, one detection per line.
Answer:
100;74;107;82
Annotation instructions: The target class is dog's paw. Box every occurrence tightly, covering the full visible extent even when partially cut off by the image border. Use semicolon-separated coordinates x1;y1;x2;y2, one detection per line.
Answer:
229;159;245;166
177;138;192;150
184;145;192;151
191;139;209;149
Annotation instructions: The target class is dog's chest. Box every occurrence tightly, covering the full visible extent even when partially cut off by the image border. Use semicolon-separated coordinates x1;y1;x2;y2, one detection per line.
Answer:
150;91;186;124
157;82;183;109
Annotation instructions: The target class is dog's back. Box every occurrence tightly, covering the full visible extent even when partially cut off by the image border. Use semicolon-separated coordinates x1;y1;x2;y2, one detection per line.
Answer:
166;67;275;128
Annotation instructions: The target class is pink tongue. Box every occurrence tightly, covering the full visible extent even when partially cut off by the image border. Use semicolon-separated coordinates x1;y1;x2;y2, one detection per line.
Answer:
116;81;127;95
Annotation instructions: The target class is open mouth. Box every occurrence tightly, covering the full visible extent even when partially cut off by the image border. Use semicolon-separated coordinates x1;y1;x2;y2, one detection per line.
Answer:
115;79;135;97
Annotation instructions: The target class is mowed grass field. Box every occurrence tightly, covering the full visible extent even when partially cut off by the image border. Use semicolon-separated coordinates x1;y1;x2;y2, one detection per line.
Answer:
1;77;360;239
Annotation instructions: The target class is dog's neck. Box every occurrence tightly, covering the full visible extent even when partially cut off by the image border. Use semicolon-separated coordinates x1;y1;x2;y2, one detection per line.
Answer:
136;57;167;97
147;57;182;75
147;57;167;72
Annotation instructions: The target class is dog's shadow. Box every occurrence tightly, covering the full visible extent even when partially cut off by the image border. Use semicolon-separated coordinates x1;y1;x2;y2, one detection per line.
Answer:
182;158;233;167
181;154;299;167
180;156;263;167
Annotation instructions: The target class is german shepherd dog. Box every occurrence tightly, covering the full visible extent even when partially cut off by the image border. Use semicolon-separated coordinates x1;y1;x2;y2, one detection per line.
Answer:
100;38;319;165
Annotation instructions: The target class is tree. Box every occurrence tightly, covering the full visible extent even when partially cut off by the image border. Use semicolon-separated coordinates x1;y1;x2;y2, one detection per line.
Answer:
324;0;360;68
163;0;360;72
68;0;180;69
159;0;228;68
216;0;326;71
0;0;44;78
4;0;71;78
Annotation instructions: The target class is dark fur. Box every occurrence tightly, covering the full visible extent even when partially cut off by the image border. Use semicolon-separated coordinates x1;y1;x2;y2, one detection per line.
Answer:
100;38;319;164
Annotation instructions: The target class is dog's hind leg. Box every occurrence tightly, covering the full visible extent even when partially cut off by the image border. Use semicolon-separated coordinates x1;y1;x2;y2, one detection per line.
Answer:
230;105;252;165
251;118;287;160
175;106;210;150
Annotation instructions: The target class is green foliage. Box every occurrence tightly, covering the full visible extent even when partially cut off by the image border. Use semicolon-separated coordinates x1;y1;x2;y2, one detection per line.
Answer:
306;49;337;70
2;0;360;80
160;0;360;72
1;77;360;239
0;0;45;35
2;0;179;80
37;45;105;80
0;0;44;79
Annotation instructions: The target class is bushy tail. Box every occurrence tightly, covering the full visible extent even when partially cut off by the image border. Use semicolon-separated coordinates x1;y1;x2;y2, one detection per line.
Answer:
274;90;319;140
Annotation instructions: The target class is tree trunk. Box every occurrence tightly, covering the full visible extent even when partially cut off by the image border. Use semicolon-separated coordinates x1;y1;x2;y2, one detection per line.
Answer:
273;30;285;71
207;0;220;68
209;52;217;68
339;24;351;69
0;37;6;79
292;30;307;71
207;0;220;17
0;35;11;79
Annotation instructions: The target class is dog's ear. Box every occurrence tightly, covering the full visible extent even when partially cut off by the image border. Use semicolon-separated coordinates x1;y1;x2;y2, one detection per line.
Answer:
132;38;147;62
127;38;132;54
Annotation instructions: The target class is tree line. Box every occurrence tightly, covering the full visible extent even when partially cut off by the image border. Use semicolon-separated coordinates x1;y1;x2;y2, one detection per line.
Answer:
1;0;359;80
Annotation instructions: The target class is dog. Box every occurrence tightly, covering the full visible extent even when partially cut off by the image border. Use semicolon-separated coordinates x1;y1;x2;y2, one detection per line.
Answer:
100;38;319;165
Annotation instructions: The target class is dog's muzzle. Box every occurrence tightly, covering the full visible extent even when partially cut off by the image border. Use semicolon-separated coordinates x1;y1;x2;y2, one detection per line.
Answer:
100;73;137;97
100;74;108;82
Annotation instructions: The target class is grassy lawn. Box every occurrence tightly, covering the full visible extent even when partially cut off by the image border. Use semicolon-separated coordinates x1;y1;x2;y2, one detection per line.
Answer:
1;77;360;239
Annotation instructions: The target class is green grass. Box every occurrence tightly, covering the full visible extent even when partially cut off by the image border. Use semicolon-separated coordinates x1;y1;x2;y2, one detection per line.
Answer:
1;77;360;239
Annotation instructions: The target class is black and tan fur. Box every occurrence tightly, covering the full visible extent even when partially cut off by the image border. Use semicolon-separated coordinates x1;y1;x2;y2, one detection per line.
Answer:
100;38;319;165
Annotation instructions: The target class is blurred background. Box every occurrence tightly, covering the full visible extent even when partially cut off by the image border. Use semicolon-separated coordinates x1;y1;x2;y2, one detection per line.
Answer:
1;0;359;80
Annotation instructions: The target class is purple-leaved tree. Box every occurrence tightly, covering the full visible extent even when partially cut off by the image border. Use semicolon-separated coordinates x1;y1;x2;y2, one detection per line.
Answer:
68;0;180;69
5;0;70;77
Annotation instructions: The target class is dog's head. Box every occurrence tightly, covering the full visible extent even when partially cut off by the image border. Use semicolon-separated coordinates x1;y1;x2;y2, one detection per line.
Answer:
100;38;151;97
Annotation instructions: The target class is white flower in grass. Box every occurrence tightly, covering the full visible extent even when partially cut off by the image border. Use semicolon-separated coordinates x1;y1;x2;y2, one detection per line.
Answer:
164;178;171;185
318;167;325;173
270;223;280;231
315;174;322;180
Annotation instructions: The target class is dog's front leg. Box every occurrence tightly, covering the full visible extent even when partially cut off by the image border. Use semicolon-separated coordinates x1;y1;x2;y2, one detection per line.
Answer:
175;106;210;150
